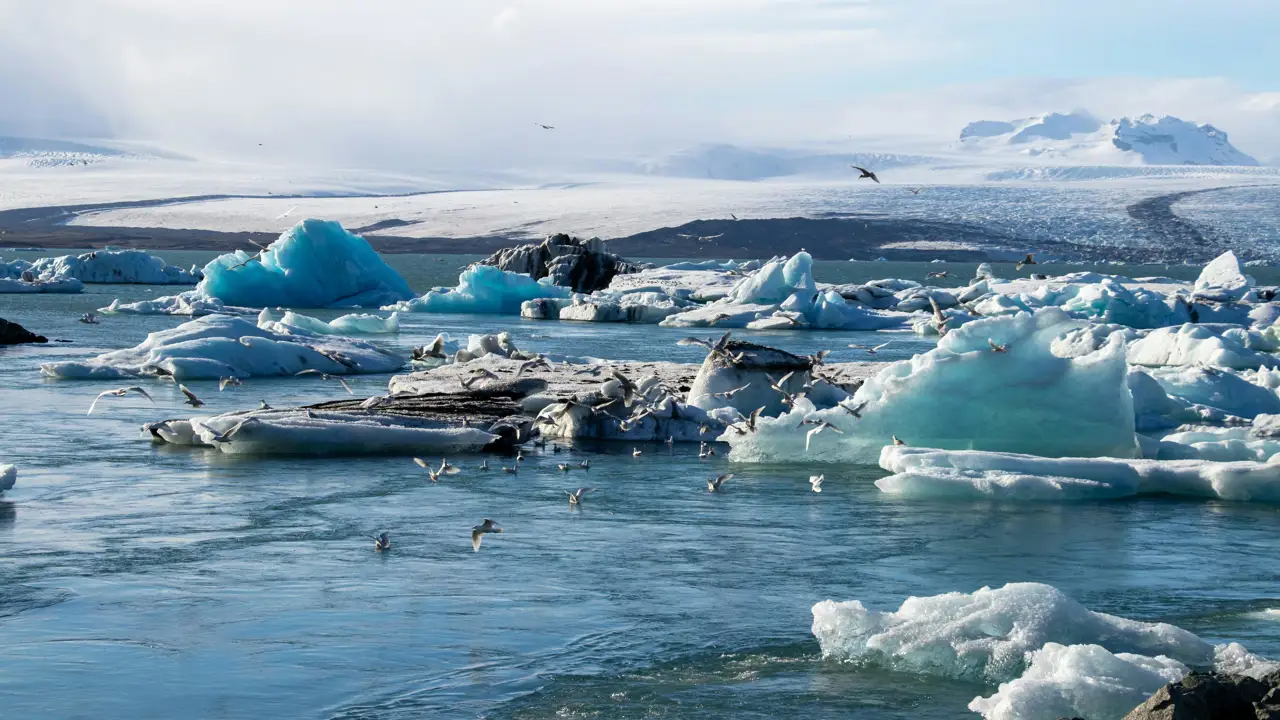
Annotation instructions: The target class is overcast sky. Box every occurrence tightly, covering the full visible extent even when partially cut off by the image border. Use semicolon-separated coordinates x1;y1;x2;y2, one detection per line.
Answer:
2;0;1277;170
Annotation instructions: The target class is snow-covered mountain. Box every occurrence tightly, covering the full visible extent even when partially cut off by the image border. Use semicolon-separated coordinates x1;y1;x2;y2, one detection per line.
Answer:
959;112;1258;166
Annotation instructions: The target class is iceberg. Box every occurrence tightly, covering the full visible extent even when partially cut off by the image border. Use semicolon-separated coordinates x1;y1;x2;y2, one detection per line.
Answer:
810;582;1213;682
28;249;200;284
257;308;400;335
521;290;696;324
386;264;570;315
1127;323;1279;370
0;464;14;494
0;276;84;293
1146;365;1280;419
968;643;1188;720
199;219;415;308
100;291;252;316
726;308;1139;464
1193;250;1253;303
878;445;1280;503
40;314;404;380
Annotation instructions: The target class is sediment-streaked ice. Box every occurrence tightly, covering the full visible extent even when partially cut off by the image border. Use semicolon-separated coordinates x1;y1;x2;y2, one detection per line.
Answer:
726;308;1139;463
40;315;403;380
200;219;415;308
878;445;1280;503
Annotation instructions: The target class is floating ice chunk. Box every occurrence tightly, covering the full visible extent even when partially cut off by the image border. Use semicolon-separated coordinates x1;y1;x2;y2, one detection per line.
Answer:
200;219;415;308
810;582;1213;682
0;464;14;494
386;264;570;314
40;315;404;380
28;249;200;284
686;341;814;416
0;276;84;293
99;291;251;316
186;410;497;456
1194;250;1253;303
606;264;748;302
525;290;696;324
1127;324;1279;370
878;446;1280;503
1147;365;1280;419
257;308;400;335
727;308;1138;463
968;643;1188;720
1157;426;1280;463
1127;369;1235;432
727;252;816;304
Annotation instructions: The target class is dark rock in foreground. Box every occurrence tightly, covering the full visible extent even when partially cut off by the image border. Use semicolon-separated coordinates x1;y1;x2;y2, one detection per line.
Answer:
0;318;47;344
1124;669;1280;720
478;233;646;293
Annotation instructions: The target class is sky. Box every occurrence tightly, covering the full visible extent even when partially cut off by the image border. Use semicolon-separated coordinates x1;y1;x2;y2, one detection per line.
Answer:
1;0;1277;170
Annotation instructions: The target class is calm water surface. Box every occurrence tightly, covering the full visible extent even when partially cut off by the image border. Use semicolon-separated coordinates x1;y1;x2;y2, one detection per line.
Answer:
1;258;1277;719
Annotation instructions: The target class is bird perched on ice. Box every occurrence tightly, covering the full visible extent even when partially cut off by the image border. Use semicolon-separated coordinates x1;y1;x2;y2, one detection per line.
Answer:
851;166;880;183
892;435;906;446
707;473;733;493
79;312;99;324
259;399;273;410
810;474;825;493
296;369;354;394
179;384;205;408
566;487;593;506
219;376;242;391
87;386;154;415
471;519;502;551
373;532;391;552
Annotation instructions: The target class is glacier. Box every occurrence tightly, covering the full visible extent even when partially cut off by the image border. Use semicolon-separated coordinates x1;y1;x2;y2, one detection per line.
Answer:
39;314;404;381
199;219;415;308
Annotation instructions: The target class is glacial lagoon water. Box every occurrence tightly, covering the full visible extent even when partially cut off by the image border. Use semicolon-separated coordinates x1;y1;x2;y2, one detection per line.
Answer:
1;258;1278;719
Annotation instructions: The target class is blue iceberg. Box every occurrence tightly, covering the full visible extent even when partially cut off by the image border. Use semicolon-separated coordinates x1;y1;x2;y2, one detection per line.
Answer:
198;219;415;308
386;264;570;315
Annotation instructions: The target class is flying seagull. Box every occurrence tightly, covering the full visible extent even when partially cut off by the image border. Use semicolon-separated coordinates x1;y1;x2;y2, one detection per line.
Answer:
80;312;99;324
179;384;204;408
414;457;460;482
848;341;892;354
566;487;594;506
471;519;502;551
87;386;155;415
275;206;297;220
535;123;555;130
810;474;825;493
373;532;391;552
219;376;242;391
707;473;733;493
926;270;949;279
988;339;1009;353
906;188;924;195
803;420;844;451
296;369;354;394
851;166;880;183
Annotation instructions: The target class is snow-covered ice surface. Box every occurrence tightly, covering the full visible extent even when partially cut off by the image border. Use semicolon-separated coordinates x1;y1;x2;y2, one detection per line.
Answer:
38;314;404;380
878;446;1280;503
178;409;497;456
199;219;415;308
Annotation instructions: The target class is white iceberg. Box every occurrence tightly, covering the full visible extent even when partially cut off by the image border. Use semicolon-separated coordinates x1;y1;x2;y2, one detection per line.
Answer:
386;264;570;315
810;582;1213;682
1146;365;1280;419
1157;426;1280;463
1127;323;1278;370
521;290;696;324
726;308;1139;464
177;410;497;456
199;219;415;308
878;445;1280;503
1193;250;1253;303
257;308;400;335
0;464;14;494
968;642;1188;720
40;314;404;380
100;291;252;316
0;276;84;293
28;249;200;284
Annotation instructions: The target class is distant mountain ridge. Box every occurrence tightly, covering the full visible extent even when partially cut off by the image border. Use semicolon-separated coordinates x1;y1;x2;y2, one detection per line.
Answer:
959;111;1258;166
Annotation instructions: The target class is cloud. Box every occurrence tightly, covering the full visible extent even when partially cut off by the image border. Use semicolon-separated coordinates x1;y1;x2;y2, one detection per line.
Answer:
0;0;1275;170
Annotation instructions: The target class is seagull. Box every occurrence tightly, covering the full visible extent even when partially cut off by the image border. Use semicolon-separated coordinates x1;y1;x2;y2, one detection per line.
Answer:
471;519;502;551
516;357;551;377
516;450;524;463
810;474;825;493
296;369;354;394
202;417;255;443
275;206;297;220
728;406;766;435
502;465;518;474
373;532;391;552
566;487;594;506
838;400;867;418
608;368;639;406
926;270;949;279
478;459;489;471
79;312;99;324
535;123;555;130
730;213;738;220
87;386;155;415
412;334;448;361
707;313;732;327
892;435;906;446
558;463;572;472
219;376;242;391
707;473;733;493
179;384;205;408
803;421;844;451
259;399;273;410
1016;253;1037;271
666;436;674;449
851;166;880;183
579;460;590;470
906;188;924;195
849;341;891;354
414;457;460;482
632;448;642;457
988;340;1009;353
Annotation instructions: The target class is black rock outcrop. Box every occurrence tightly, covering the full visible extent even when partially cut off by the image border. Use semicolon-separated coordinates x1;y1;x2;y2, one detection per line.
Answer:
478;233;645;293
1124;669;1280;720
0;318;48;344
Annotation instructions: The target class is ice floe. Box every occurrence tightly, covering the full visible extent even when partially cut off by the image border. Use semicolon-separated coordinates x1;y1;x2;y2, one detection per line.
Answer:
521;290;696;324
386;264;570;314
1127;323;1279;370
26;249;200;284
726;308;1139;463
0;275;84;293
100;291;252;316
878;445;1280;503
200;219;415;308
257;308;400;335
40;314;404;380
